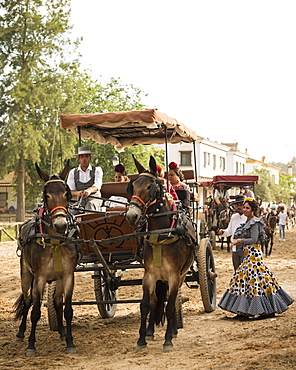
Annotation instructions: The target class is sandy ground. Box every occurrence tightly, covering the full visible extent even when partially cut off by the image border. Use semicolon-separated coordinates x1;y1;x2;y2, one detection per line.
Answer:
0;226;295;370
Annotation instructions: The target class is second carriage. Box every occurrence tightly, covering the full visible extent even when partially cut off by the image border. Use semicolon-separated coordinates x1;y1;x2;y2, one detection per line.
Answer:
200;175;259;250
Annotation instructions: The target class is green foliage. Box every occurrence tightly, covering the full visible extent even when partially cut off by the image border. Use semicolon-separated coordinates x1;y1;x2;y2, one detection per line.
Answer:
251;168;280;202
278;173;296;204
80;76;148;114
0;0;155;211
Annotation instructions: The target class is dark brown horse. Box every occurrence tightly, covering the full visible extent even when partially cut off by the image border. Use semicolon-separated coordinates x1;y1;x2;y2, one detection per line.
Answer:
262;212;277;257
126;156;196;352
14;161;80;356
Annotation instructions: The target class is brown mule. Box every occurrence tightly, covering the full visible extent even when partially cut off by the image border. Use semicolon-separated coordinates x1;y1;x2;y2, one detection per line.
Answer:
126;156;196;352
14;160;80;356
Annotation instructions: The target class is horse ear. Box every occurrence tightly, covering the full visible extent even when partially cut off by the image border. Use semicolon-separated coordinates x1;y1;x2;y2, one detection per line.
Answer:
149;156;157;176
35;163;50;183
132;154;145;174
59;159;70;181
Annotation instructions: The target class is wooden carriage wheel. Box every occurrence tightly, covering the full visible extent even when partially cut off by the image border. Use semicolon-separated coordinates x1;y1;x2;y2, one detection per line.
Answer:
47;281;58;331
197;238;217;312
93;270;117;318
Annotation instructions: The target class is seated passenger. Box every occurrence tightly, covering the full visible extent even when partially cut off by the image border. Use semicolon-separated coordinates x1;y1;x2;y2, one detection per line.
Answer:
168;162;190;207
105;163;129;208
156;165;178;201
114;164;129;182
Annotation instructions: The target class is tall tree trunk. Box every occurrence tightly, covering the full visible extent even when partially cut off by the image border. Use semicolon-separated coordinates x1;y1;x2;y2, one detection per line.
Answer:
16;153;25;222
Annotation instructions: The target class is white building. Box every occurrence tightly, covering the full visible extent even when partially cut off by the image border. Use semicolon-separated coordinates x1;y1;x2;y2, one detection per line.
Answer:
156;138;281;214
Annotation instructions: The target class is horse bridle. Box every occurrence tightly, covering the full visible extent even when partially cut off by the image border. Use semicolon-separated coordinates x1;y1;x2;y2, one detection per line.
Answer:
43;178;71;222
129;173;162;214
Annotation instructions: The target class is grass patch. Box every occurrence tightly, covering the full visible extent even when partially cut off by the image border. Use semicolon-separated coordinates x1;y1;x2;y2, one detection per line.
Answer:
0;225;18;241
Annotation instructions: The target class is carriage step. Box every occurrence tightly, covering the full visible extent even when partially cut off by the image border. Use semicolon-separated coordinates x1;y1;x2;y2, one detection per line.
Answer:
187;284;199;289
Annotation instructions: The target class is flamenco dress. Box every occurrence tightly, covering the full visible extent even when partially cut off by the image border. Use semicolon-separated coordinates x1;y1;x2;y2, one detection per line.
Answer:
218;217;294;317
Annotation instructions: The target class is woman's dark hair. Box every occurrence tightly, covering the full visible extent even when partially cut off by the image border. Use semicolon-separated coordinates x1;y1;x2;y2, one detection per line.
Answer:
168;162;184;181
114;164;126;176
243;198;260;217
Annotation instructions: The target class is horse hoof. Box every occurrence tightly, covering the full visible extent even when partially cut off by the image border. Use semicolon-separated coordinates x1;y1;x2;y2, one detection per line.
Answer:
66;347;76;354
136;344;147;352
26;348;36;356
163;344;173;353
146;334;154;341
16;335;24;341
66;345;77;354
172;333;178;338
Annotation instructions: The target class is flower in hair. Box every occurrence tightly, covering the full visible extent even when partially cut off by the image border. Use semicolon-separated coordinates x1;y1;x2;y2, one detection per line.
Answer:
169;162;178;169
243;197;254;203
115;164;125;173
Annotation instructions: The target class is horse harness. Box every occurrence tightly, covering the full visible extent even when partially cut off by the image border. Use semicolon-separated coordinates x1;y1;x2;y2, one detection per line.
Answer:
17;178;80;272
128;172;197;267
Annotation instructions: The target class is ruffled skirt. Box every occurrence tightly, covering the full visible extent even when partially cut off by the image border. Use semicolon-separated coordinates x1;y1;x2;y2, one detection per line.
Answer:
218;244;294;316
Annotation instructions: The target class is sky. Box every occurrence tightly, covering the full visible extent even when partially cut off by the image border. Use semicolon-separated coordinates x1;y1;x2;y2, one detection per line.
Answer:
69;0;296;164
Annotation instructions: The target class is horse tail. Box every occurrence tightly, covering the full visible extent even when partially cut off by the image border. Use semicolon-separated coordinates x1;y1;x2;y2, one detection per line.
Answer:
155;280;168;326
13;294;28;320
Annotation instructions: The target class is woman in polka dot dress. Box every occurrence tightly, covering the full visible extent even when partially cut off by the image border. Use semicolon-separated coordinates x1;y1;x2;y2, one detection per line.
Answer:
218;198;293;319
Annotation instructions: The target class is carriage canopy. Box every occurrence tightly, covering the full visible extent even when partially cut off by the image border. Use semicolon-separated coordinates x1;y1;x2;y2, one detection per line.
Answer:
202;175;259;189
60;109;197;150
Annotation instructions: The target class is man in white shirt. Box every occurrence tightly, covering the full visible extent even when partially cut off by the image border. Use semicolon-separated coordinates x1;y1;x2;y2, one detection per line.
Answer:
218;195;247;270
67;146;103;212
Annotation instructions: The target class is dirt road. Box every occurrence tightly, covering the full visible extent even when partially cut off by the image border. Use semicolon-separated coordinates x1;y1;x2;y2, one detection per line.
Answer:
0;227;295;370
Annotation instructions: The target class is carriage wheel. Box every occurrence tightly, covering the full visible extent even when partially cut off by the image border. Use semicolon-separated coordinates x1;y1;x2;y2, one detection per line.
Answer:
175;288;183;329
209;230;216;250
47;281;59;331
94;270;117;318
198;238;217;312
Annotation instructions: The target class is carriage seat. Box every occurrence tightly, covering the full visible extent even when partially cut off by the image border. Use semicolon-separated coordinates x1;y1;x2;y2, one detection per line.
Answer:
100;182;131;201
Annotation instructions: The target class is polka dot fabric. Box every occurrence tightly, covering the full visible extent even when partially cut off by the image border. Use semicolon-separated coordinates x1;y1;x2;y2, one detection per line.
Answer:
218;243;294;316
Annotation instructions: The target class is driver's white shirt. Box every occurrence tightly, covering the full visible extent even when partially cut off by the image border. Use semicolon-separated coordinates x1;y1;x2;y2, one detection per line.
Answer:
67;164;103;191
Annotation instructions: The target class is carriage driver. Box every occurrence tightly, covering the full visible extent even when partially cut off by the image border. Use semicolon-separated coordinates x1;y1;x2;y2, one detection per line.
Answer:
67;146;103;212
213;182;230;217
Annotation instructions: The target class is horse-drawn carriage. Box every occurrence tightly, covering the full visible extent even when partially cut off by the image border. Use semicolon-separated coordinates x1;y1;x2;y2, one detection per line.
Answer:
201;175;259;250
15;109;217;355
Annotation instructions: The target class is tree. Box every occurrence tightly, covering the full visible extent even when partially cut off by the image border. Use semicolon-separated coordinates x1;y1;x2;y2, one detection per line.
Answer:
278;173;296;205
251;168;280;202
74;76;163;182
0;0;84;220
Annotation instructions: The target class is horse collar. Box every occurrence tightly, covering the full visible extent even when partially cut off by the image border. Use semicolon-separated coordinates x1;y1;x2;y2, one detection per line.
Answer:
139;172;157;179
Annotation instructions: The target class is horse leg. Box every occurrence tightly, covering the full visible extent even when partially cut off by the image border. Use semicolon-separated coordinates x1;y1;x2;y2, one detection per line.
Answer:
163;282;178;352
26;278;46;356
136;285;150;351
63;275;76;353
269;234;274;256
54;280;66;340
146;289;157;340
220;237;224;250
226;236;231;253
15;259;33;341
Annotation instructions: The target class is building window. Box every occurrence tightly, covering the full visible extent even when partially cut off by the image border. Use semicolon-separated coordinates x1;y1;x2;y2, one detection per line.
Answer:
180;151;192;166
207;153;211;166
220;157;225;171
213;155;216;170
203;152;207;167
236;162;239;174
0;192;7;208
